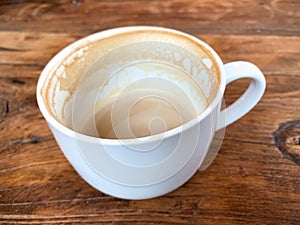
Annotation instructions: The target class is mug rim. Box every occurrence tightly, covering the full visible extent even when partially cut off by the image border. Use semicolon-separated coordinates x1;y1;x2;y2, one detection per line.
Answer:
36;26;226;146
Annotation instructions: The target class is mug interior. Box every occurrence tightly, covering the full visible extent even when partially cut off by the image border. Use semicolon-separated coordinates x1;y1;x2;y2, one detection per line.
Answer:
38;27;222;140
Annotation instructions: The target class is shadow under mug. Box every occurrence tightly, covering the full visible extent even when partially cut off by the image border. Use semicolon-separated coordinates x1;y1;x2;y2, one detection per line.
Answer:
37;26;266;199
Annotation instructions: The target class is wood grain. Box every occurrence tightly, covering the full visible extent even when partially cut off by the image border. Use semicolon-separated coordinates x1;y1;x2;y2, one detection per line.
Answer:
0;0;299;36
0;31;299;75
0;0;300;224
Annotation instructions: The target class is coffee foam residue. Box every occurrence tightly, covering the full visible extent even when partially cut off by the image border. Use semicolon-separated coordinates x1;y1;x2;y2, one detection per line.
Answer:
41;28;221;125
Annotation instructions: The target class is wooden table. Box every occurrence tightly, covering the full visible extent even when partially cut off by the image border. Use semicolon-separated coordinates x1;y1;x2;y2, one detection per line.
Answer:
1;0;299;224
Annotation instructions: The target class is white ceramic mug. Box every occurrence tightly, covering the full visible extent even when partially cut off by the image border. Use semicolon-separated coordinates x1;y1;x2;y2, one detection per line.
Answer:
37;26;266;199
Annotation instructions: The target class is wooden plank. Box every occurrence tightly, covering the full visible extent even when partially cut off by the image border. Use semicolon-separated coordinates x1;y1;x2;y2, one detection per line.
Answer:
0;32;81;66
0;31;299;76
0;0;299;36
199;35;300;76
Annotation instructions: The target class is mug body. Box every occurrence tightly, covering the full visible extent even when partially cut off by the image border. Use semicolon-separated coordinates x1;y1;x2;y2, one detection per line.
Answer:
47;103;221;199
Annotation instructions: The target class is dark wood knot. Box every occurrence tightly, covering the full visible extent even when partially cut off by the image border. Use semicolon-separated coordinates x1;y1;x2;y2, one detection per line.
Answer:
272;120;300;165
0;97;9;122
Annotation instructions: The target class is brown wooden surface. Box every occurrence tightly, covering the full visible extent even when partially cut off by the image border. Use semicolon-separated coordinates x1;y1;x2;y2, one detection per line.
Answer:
0;0;300;224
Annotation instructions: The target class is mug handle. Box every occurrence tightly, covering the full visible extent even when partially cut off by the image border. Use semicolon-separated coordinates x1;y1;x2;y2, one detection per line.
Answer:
216;61;266;131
